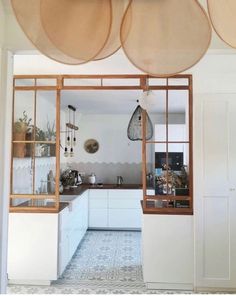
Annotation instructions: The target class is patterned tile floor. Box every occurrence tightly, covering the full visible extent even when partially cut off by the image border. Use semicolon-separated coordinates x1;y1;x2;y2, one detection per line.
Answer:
8;230;192;294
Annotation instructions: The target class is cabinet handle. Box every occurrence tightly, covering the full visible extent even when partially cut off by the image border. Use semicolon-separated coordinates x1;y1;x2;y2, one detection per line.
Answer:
229;188;235;191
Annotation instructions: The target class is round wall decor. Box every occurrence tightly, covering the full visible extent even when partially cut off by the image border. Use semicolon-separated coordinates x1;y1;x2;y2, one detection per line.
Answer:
84;139;99;154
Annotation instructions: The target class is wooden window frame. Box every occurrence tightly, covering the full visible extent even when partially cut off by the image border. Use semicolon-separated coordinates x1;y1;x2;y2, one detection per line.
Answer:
10;74;192;213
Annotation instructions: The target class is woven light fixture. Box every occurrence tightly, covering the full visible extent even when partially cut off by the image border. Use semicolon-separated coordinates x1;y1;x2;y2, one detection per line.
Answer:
207;0;236;48
127;103;153;141
11;0;236;76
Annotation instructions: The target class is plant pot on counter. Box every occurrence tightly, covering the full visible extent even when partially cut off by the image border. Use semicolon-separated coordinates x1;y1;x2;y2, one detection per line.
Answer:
13;132;26;158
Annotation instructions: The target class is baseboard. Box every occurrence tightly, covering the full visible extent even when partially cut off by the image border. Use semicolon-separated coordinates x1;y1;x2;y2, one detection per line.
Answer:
8;279;51;286
146;282;193;291
195;286;236;293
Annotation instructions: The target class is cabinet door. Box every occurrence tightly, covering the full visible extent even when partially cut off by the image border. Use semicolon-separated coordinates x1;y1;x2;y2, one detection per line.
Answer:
88;190;108;228
89;209;108;228
195;95;236;289
108;209;142;228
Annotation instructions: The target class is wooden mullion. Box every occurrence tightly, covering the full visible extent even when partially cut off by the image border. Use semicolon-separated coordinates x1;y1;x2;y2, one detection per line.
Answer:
10;194;57;199
14;86;58;91
144;194;190;201
55;87;61;212
142;109;147;207
189;76;193;212
146;141;190;144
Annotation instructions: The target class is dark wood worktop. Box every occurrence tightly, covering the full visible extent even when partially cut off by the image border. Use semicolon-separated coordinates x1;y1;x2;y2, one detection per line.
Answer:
61;184;143;195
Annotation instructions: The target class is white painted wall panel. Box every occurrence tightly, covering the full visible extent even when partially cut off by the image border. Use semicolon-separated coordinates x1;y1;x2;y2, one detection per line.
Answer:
203;100;229;197
8;213;58;281
142;214;193;288
203;197;229;279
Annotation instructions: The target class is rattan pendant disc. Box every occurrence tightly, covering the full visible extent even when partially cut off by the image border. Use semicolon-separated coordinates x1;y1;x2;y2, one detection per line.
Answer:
40;0;112;61
121;0;212;77
208;0;236;48
95;0;130;60
11;0;85;64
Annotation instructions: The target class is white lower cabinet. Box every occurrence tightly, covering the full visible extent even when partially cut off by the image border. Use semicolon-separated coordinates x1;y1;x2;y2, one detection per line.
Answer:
8;191;88;285
59;191;88;276
88;189;142;229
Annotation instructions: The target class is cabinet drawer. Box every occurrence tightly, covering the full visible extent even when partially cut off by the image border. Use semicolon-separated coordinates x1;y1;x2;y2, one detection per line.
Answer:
108;198;141;209
89;209;108;228
108;209;142;228
89;198;108;209
89;189;108;199
108;189;142;199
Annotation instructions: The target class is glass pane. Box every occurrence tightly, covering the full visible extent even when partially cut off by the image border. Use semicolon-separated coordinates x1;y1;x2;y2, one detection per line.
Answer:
13;91;34;141
15;79;35;87
148;78;167;86
12;143;33;194
10;198;56;208
167;143;190;196
168;78;189;86
35;147;56;195
36;91;56;141
168;90;189;142
148;90;166;142
36;78;57;86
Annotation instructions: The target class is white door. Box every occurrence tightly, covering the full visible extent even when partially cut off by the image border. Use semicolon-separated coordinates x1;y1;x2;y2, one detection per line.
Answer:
195;94;236;290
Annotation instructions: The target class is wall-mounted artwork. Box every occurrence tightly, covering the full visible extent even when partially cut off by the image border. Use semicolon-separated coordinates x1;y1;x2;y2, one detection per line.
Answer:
84;139;99;154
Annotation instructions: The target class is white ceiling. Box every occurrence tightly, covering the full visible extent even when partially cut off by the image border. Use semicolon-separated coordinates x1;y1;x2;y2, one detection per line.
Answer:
61;89;187;114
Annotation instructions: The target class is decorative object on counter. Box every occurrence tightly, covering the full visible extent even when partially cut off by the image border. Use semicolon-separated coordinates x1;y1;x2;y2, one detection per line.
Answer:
146;172;154;187
13;111;32;158
155;164;189;196
63;105;79;158
45;120;56;141
60;169;79;189
117;176;124;186
47;170;55;194
11;0;212;76
88;173;96;185
59;182;64;194
84;139;99;154
127;101;153;141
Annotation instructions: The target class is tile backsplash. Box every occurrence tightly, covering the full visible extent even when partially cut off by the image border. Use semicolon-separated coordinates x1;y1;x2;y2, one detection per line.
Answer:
68;162;153;184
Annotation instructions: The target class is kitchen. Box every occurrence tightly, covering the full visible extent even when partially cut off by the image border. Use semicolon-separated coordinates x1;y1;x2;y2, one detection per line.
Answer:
8;70;191;293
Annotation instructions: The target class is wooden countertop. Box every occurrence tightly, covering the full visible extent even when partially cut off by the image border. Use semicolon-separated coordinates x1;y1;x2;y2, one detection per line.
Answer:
61;184;143;195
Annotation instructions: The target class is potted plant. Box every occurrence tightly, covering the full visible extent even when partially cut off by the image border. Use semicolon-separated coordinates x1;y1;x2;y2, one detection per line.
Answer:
13;111;32;158
45;120;56;157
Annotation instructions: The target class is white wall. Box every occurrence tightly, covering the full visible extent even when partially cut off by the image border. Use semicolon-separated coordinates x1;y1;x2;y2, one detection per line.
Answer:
0;49;13;296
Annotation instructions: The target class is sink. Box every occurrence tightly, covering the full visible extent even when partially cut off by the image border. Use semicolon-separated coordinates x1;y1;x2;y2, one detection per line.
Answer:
60;195;77;202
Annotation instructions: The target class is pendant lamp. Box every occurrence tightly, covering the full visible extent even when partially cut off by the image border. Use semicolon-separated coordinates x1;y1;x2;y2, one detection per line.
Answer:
127;103;153;141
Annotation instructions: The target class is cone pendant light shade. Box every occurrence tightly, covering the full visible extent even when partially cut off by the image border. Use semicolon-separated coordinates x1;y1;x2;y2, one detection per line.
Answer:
121;0;211;77
127;105;153;141
207;0;236;48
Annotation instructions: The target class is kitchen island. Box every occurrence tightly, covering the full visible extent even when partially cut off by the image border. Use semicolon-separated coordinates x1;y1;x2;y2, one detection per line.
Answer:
8;184;147;285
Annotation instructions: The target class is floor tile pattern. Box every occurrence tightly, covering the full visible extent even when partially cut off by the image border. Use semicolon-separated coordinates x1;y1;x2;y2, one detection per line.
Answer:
8;230;192;294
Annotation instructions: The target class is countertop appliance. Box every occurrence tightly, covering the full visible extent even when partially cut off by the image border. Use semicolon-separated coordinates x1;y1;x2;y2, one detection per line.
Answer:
117;176;124;186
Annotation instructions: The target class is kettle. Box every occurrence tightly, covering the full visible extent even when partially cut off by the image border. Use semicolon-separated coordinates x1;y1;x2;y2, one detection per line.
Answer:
117;176;124;186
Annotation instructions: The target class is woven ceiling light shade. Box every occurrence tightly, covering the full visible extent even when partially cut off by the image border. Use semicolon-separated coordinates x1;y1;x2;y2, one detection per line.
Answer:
120;0;212;77
95;0;130;60
207;0;236;48
11;0;113;64
11;0;215;75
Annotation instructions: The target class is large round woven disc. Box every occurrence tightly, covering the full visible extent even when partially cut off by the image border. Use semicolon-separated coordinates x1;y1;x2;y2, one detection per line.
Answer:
11;0;89;64
40;0;112;61
208;0;236;48
95;0;130;60
121;0;212;77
